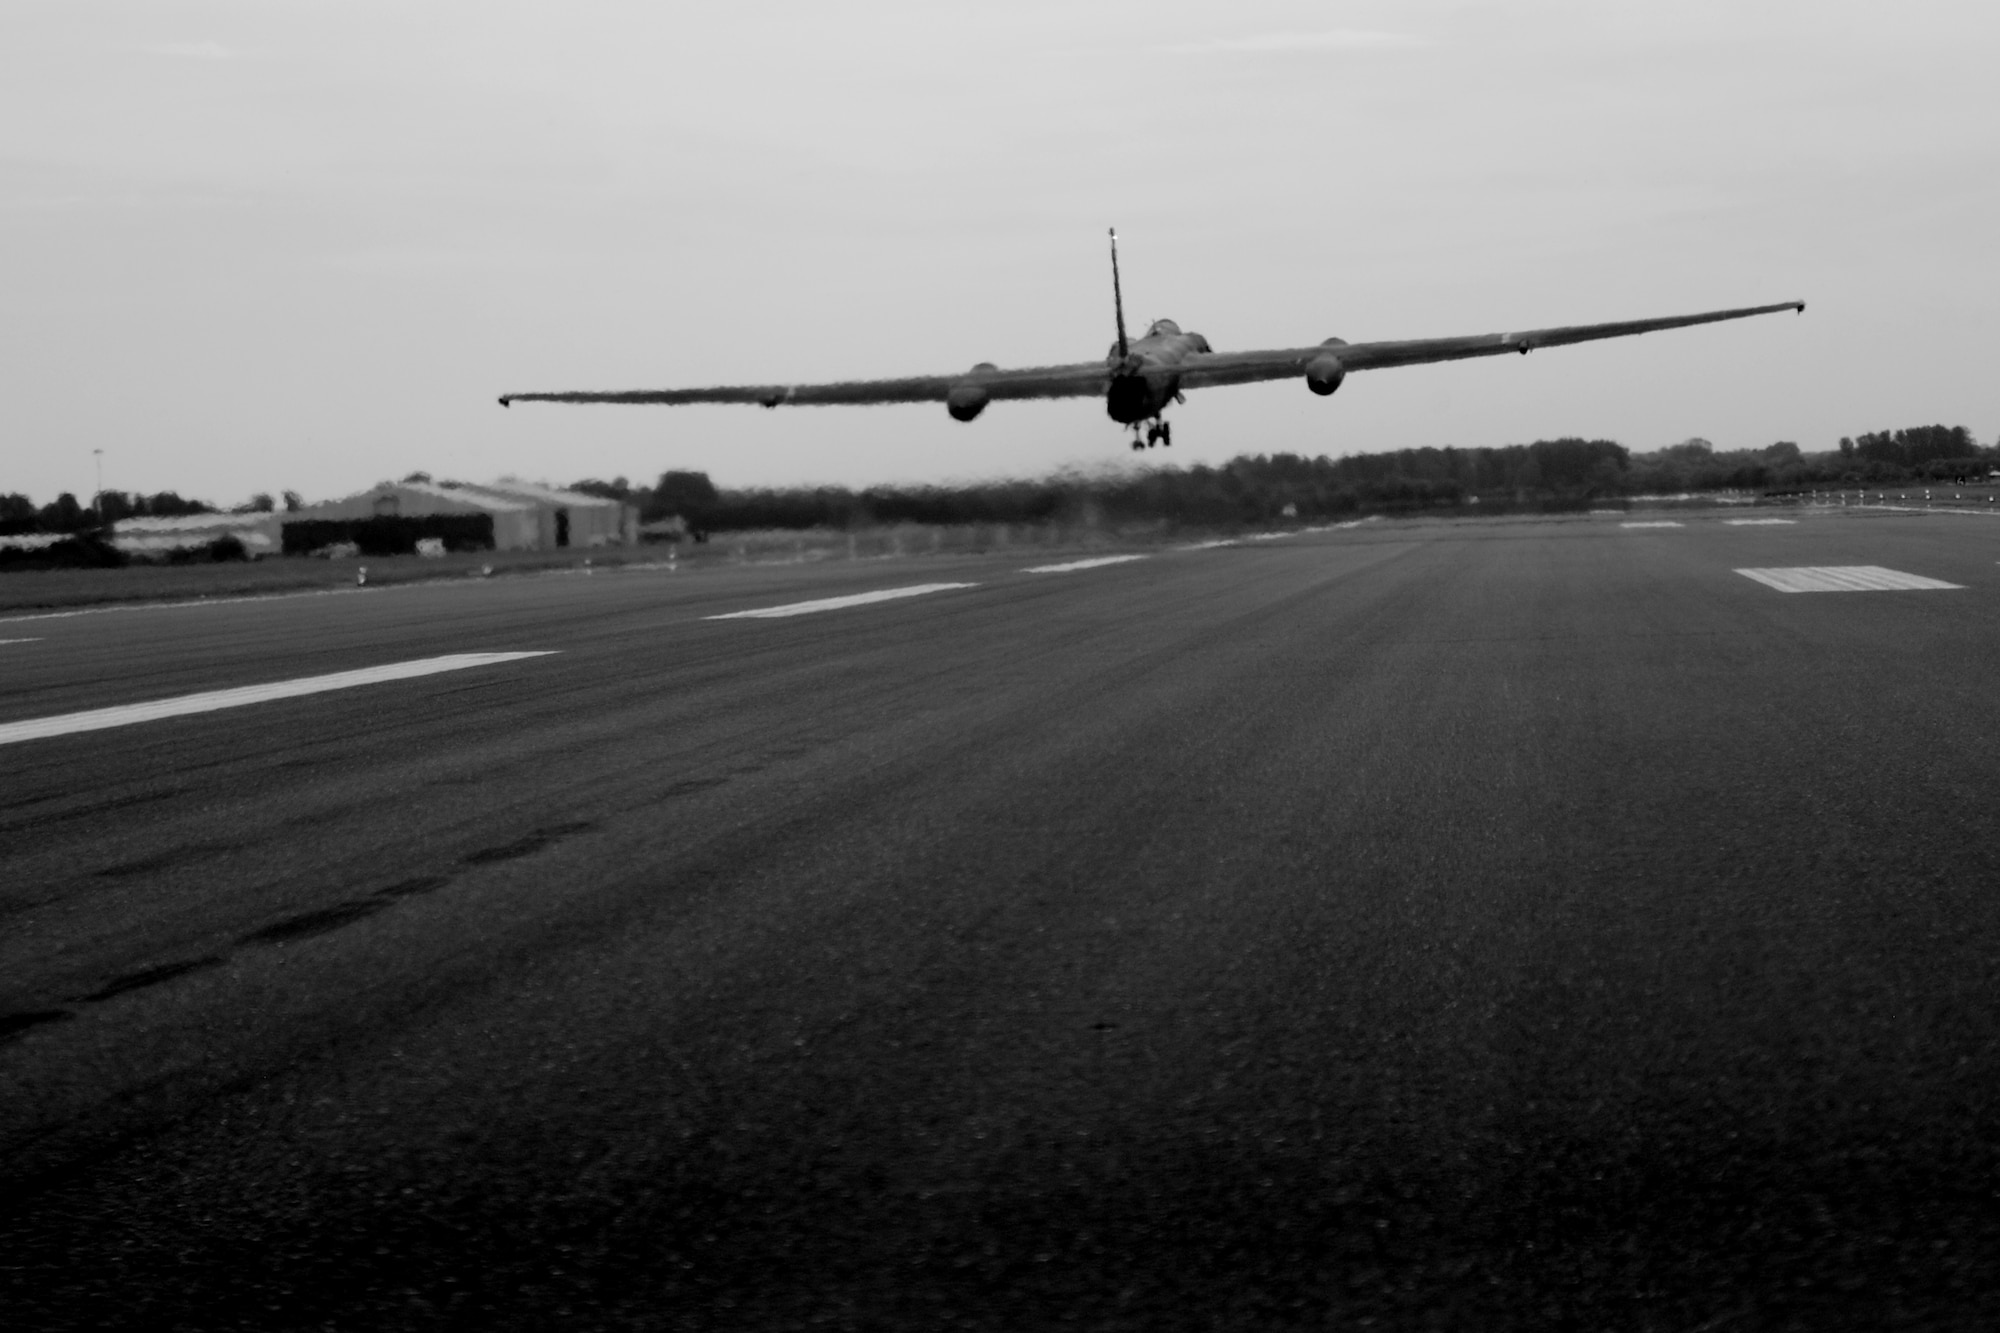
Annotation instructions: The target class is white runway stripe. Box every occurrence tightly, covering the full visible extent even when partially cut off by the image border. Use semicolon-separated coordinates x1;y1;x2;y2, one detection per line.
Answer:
1621;521;1684;529
1724;518;1796;526
0;638;42;645
0;652;556;746
706;583;977;620
1736;566;1963;593
1021;555;1149;574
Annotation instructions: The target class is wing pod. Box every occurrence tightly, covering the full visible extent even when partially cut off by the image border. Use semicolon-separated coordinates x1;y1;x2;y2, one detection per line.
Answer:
1305;339;1347;396
947;364;998;422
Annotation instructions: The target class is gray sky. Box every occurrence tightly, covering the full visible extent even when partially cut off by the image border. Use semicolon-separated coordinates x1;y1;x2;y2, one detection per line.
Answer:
4;0;1996;507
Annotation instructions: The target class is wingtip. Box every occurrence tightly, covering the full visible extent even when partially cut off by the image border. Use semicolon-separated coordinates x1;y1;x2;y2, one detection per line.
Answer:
498;396;512;408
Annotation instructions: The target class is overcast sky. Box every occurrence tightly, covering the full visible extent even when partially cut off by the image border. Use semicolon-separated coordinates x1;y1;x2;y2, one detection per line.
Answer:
4;0;1996;507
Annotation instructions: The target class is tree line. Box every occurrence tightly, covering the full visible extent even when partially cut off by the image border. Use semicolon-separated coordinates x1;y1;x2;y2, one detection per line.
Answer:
0;488;309;535
6;424;1992;539
576;425;1996;535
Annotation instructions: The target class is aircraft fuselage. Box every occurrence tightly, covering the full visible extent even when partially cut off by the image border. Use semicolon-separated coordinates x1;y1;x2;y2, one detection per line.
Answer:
1105;319;1211;425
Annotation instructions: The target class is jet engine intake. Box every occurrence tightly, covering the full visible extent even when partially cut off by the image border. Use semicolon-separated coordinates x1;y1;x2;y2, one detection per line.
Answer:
1305;353;1346;397
947;382;991;422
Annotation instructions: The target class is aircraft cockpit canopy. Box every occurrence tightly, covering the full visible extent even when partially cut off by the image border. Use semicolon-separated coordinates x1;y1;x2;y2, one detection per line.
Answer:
1146;318;1182;337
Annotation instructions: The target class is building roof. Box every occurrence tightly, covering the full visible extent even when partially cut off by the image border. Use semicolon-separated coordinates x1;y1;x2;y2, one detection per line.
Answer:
298;482;533;515
0;532;71;550
298;479;622;516
114;513;280;533
111;512;281;552
475;478;625;508
399;481;534;512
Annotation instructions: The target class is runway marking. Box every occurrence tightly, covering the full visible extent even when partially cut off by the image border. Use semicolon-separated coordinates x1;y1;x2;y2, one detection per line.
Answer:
0;637;42;645
1736;566;1963;593
1172;519;1373;552
1724;518;1796;526
0;652;557;746
706;583;977;620
1022;555;1149;574
1621;521;1684;529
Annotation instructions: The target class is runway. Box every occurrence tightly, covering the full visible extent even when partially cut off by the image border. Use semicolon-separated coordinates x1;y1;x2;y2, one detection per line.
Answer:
5;510;2000;1328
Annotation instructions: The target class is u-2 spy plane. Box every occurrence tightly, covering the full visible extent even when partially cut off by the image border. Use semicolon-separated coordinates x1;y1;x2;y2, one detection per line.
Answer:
499;231;1803;452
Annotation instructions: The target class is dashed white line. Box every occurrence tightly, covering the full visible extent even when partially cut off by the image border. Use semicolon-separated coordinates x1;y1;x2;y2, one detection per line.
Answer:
0;652;557;746
1621;521;1685;529
706;583;977;620
0;637;42;645
1724;518;1797;526
1735;566;1962;593
1021;555;1149;574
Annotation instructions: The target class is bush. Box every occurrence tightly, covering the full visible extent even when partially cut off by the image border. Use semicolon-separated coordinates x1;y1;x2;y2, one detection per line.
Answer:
0;535;128;570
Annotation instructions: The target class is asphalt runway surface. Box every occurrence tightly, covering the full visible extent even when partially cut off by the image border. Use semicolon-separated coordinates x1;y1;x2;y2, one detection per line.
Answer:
5;510;2000;1330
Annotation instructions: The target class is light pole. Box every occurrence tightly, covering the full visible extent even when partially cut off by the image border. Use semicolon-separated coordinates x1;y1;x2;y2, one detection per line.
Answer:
92;449;104;524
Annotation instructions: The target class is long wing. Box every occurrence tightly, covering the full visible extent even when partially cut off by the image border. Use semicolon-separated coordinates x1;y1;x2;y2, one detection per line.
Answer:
1177;301;1804;391
498;300;1803;408
498;361;1108;408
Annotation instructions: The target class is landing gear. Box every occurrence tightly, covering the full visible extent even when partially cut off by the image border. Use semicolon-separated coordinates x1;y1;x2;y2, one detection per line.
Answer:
1130;420;1172;451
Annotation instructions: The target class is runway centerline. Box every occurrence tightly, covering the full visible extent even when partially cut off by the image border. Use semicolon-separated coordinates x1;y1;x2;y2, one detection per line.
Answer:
705;583;978;620
0;652;558;746
1021;556;1149;574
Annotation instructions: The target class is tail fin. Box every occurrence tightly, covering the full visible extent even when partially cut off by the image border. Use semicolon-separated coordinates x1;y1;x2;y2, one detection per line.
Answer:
1109;228;1129;360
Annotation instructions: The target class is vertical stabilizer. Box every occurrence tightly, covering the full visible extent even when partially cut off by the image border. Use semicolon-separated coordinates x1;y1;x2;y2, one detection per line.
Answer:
1109;228;1129;360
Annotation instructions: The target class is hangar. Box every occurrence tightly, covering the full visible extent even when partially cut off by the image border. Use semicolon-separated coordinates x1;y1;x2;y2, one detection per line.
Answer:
287;479;635;554
468;479;637;549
